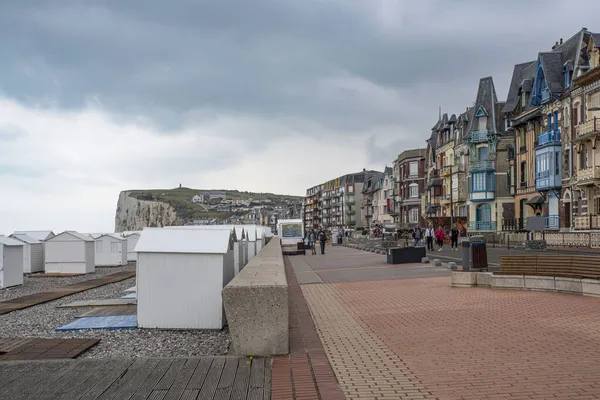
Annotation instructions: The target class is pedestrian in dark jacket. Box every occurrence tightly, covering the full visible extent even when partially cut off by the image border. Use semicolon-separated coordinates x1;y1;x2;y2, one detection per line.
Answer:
318;230;327;255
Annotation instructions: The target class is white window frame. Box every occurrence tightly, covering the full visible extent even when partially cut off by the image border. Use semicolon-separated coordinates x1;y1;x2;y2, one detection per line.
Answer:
409;208;419;224
95;241;103;254
409;183;418;198
409;161;418;177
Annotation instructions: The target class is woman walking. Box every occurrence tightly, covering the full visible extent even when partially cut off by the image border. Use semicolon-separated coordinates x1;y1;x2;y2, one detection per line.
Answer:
435;226;445;251
309;230;317;255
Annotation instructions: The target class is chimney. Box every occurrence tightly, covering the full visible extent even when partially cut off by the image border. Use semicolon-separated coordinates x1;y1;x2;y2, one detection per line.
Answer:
560;38;563;45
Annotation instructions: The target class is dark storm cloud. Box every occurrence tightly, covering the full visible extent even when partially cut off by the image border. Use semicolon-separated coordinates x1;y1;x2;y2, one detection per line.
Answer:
0;0;597;141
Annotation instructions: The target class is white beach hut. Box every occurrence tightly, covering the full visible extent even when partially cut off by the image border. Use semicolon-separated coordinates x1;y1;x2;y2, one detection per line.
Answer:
123;232;141;262
0;236;24;288
164;225;246;275
256;227;267;254
93;233;128;267
9;234;44;273
13;230;55;265
44;231;95;274
135;227;235;329
243;225;258;261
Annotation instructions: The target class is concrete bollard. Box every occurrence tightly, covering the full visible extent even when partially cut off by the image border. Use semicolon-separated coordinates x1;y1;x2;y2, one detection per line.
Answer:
448;262;458;270
421;257;430;264
433;259;442;267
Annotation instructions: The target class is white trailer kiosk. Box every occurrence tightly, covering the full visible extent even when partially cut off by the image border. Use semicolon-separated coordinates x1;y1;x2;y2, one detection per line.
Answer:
277;219;304;255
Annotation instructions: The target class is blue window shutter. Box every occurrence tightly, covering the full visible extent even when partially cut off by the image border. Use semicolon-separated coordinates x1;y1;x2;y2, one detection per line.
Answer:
554;111;559;134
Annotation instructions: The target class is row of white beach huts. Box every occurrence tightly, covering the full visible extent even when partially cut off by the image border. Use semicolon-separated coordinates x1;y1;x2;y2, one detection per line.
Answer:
0;225;271;294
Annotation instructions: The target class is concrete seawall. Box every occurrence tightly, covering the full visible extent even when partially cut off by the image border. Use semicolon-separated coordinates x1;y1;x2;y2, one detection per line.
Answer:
222;236;289;356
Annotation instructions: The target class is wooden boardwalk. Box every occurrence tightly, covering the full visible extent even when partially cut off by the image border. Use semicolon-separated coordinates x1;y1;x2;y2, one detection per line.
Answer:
0;356;270;400
0;271;136;315
0;338;99;360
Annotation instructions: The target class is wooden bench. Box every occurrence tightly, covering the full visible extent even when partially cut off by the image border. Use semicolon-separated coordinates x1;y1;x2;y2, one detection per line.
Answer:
498;255;600;279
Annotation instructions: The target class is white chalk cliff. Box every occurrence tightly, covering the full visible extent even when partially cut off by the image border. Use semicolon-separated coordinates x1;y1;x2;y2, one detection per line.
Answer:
114;191;178;232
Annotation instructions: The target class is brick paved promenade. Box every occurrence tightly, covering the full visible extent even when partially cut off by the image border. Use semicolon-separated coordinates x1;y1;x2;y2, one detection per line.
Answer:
275;245;600;400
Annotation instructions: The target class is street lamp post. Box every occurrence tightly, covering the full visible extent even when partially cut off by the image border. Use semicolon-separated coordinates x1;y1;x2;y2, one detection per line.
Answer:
449;165;454;228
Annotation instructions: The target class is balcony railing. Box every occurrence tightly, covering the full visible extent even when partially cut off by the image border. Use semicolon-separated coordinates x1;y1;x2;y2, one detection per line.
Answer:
467;221;497;231
470;130;489;142
576;166;600;182
470;160;494;170
574;215;600;230
440;194;452;202
541;88;551;103
441;166;453;177
576;117;600;138
545;215;560;229
537;130;561;146
501;218;524;231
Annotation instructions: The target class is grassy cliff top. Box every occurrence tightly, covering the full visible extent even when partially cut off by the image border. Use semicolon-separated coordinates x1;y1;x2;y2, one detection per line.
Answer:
127;187;302;202
124;188;302;220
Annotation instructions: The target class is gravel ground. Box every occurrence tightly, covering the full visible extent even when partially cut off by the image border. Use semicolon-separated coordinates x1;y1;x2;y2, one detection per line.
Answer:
0;277;230;359
0;263;137;302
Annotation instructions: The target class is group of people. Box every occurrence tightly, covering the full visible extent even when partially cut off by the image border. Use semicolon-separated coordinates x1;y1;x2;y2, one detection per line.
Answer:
411;223;462;252
306;229;328;255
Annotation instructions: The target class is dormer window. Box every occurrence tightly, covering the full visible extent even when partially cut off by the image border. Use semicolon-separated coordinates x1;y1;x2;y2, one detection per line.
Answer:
475;106;488;131
564;66;570;87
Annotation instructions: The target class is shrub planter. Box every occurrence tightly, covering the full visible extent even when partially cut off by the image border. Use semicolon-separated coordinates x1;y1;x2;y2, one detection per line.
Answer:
387;247;426;264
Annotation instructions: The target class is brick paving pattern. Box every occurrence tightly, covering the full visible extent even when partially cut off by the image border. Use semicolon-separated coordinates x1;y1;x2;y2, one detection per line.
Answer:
303;284;433;400
271;256;345;400
304;275;600;399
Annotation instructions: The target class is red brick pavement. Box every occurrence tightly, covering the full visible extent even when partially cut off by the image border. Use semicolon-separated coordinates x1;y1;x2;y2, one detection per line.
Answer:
318;277;600;400
271;256;345;400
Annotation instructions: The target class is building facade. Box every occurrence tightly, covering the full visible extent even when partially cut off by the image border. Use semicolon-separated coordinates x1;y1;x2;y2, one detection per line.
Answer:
392;149;426;229
569;30;600;230
464;77;513;233
303;170;379;231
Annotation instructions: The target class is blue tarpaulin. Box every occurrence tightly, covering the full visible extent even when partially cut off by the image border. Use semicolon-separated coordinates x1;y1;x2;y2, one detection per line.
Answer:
56;316;137;331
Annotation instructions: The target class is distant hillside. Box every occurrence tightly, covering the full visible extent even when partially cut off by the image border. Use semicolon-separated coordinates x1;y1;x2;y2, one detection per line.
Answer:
115;187;303;231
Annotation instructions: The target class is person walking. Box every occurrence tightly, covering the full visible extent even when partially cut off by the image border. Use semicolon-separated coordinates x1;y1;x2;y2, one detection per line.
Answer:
450;224;460;251
318;230;327;255
309;230;317;255
435;226;445;251
424;224;434;251
412;226;423;247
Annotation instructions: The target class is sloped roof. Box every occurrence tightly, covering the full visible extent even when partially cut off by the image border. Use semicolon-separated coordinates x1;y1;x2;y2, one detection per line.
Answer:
49;231;94;242
164;225;239;242
503;62;534;114
96;233;125;241
135;228;232;254
0;235;25;246
13;230;55;241
592;33;600;48
10;234;42;244
539;52;565;94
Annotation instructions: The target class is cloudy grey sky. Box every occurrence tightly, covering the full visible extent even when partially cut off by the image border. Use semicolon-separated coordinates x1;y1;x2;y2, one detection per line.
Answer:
0;0;598;233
